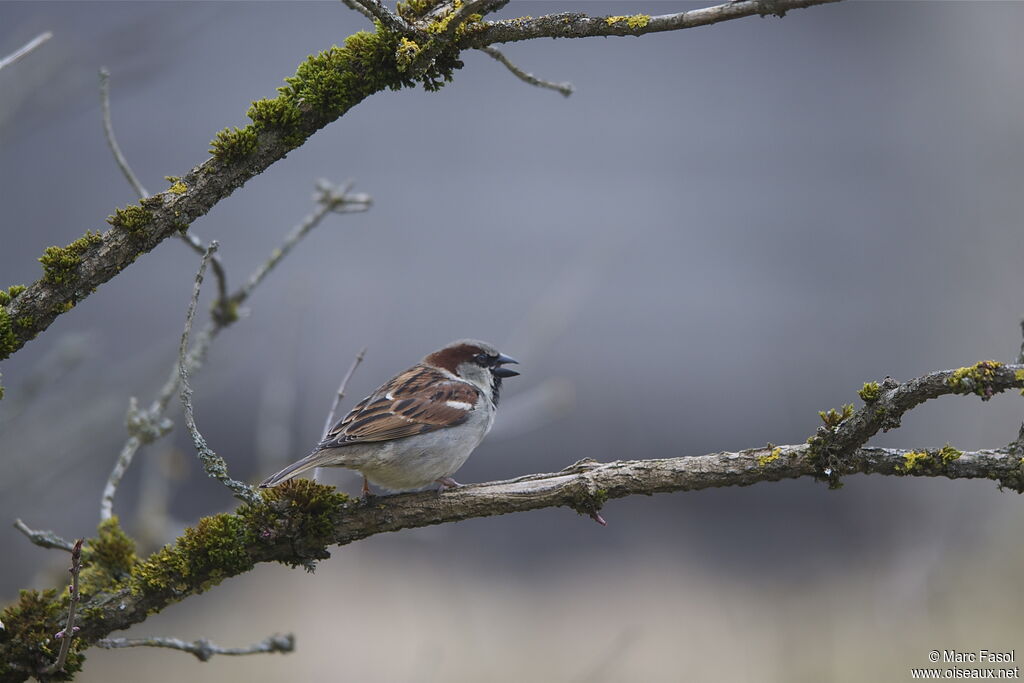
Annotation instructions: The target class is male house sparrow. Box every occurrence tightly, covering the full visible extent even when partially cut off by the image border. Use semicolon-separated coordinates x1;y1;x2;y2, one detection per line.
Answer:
259;340;519;495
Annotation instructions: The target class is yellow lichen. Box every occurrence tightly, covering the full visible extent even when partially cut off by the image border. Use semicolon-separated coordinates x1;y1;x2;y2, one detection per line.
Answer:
168;181;187;195
758;447;782;467
395;37;421;72
938;443;962;465
605;14;650;28
897;451;931;473
946;360;1003;400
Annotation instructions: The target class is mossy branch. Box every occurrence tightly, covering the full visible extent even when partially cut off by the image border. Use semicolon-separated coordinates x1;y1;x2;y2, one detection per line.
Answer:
4;360;1024;679
464;0;842;47
0;0;838;363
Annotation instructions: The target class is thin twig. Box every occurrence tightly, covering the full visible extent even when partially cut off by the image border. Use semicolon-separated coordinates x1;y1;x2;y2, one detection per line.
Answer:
231;180;370;306
0;32;52;72
340;0;414;35
478;46;573;97
96;633;294;662
178;243;260;505
340;0;376;23
98;67;231;311
43;539;83;674
98;68;149;198
100;180;369;520
12;519;74;552
321;347;367;439
314;347;367;483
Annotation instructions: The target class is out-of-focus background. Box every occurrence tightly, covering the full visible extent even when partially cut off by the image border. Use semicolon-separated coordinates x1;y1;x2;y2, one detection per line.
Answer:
3;1;1024;680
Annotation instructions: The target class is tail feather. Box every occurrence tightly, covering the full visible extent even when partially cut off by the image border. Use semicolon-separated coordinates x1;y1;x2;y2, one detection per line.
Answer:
259;451;324;488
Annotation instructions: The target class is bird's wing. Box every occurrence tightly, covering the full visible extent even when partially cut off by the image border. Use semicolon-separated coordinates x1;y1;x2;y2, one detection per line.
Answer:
319;364;480;447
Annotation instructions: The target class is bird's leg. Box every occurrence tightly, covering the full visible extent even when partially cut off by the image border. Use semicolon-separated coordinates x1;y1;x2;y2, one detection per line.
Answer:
435;477;463;492
361;475;373;500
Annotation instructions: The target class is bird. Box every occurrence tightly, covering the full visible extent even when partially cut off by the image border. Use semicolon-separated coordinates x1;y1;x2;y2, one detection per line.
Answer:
259;339;519;495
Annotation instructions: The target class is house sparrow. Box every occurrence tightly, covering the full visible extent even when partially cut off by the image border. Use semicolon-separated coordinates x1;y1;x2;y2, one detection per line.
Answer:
259;339;519;495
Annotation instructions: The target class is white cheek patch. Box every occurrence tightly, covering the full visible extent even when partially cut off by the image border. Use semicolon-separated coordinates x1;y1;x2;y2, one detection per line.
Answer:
445;400;473;411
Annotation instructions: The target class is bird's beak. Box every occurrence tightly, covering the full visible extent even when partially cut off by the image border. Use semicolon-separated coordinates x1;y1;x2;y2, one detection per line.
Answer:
492;353;520;378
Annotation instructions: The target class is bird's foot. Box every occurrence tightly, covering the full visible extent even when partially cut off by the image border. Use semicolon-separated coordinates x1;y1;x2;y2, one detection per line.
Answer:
360;475;375;502
435;477;463;493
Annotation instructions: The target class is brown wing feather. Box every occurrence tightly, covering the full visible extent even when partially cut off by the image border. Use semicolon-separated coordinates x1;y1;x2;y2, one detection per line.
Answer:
320;365;479;448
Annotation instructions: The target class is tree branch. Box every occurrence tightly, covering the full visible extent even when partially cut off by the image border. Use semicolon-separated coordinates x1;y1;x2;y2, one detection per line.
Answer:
466;0;842;47
341;0;415;35
95;633;294;662
477;47;573;97
321;347;367;440
98;67;232;322
13;519;74;552
98;180;368;521
4;361;1024;676
42;539;83;675
47;442;1024;655
0;32;52;72
0;0;835;361
177;244;260;506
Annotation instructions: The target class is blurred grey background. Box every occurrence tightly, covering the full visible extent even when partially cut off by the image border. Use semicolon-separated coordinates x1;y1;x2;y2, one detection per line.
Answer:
2;1;1024;681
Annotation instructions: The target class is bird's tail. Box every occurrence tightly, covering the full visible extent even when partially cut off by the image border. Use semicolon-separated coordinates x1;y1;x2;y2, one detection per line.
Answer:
259;450;325;488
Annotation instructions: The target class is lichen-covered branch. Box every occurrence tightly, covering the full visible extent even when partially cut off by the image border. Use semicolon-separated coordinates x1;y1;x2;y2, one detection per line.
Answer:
341;0;414;36
466;0;842;47
0;0;838;362
809;360;1021;486
4;434;1023;681
7;355;1024;678
95;633;294;662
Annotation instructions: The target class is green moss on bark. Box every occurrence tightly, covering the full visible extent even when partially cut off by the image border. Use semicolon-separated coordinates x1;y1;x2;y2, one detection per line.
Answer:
38;232;103;286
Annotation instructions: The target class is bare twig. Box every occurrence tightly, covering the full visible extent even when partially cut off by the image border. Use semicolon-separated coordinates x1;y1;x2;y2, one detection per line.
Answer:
100;180;369;520
177;245;260;504
98;68;149;198
466;0;842;47
178;243;259;505
314;347;367;483
340;0;415;35
12;519;74;552
0;32;52;72
96;633;294;662
478;46;573;97
98;67;231;313
231;180;370;307
340;0;377;23
321;347;367;440
43;539;83;674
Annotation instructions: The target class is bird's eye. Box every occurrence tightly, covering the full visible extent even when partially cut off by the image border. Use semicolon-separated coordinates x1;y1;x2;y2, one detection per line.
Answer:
474;353;491;366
